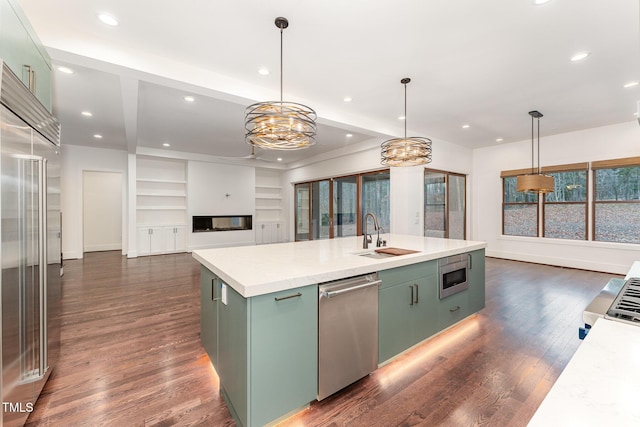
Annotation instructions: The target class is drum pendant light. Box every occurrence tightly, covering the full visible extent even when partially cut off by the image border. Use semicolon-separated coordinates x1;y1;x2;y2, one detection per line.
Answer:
516;110;554;193
244;17;317;150
381;78;432;167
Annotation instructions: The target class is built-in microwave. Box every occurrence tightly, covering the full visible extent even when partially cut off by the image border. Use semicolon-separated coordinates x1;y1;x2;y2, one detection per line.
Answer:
438;254;469;299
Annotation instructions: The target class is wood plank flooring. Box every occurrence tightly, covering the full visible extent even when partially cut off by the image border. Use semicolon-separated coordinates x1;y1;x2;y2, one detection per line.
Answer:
25;252;621;427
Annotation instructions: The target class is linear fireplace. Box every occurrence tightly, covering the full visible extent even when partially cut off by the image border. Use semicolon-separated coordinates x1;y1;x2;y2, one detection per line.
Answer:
192;215;253;233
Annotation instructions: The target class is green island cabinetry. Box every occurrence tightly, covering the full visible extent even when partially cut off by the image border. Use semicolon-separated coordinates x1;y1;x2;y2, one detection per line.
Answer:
200;267;317;427
0;0;52;110
379;249;486;364
378;260;438;364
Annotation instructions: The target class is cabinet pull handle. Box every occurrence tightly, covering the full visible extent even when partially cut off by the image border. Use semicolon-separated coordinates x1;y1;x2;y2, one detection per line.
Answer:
211;278;215;301
275;292;302;302
450;305;461;312
468;253;472;269
410;285;414;306
414;284;419;304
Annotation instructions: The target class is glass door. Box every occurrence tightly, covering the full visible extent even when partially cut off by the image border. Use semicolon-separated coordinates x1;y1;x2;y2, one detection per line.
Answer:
361;171;390;234
312;180;331;240
424;170;466;239
333;176;357;237
294;183;310;241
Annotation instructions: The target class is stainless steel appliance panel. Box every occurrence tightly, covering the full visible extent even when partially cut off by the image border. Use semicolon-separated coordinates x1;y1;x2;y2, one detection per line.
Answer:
318;274;379;401
1;61;61;427
438;254;469;299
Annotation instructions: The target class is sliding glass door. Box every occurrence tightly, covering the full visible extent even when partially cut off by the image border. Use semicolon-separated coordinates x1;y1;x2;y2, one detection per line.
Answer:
294;170;390;241
424;170;466;239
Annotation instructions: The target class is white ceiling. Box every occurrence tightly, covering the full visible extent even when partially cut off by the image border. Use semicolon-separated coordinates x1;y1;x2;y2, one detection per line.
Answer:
18;0;640;166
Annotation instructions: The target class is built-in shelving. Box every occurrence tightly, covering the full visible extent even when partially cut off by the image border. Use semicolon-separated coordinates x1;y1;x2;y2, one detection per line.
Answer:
255;169;285;243
136;157;188;255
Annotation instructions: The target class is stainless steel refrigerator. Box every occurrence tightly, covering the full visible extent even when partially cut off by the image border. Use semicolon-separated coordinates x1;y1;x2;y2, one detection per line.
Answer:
0;61;61;427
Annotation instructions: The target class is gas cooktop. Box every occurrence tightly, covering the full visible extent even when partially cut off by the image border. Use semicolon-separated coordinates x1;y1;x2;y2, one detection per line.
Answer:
606;277;640;325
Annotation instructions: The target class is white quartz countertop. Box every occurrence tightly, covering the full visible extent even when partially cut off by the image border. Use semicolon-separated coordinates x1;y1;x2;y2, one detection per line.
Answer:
192;234;486;297
528;318;640;426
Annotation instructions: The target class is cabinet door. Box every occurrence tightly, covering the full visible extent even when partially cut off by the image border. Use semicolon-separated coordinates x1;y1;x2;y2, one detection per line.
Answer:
218;283;248;427
149;227;164;254
174;226;187;251
467;249;486;313
249;285;318;427
412;275;440;343
136;227;151;256
378;282;417;363
0;0;51;110
199;267;218;366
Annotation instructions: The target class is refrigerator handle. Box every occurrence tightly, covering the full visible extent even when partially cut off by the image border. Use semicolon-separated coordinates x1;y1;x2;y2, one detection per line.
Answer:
38;158;48;376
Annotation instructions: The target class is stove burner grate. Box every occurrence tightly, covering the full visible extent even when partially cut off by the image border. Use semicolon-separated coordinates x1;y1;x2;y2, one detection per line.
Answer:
607;278;640;323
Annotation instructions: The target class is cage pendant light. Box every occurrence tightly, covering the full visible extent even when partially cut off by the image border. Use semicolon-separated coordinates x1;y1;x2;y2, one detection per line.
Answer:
516;110;554;193
244;17;317;150
381;78;432;167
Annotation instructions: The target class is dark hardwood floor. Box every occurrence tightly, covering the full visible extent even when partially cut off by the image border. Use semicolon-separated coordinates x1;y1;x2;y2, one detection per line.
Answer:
25;251;620;427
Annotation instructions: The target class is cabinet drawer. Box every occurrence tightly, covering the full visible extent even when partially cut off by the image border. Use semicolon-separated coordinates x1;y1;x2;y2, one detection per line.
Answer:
438;290;469;330
379;260;437;289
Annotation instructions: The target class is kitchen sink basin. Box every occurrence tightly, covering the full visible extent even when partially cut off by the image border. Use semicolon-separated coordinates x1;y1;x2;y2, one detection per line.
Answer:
358;252;396;259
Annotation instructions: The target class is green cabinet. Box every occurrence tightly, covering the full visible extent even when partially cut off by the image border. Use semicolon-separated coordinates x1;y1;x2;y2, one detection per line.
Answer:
437;288;469;329
0;0;52;110
199;267;218;367
199;267;318;427
378;261;438;364
468;249;486;313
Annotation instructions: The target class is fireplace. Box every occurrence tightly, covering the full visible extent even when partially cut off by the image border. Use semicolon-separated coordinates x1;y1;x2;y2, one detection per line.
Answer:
192;215;253;232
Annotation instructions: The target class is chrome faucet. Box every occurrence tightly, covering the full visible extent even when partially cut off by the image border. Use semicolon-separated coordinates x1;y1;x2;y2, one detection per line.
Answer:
363;212;382;249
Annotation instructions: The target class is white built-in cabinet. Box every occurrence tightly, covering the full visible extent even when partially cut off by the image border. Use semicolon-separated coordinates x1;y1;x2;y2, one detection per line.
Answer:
255;169;285;244
136;157;188;255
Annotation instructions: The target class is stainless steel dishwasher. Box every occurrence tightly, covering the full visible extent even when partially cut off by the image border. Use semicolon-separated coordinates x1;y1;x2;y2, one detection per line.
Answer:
318;273;380;400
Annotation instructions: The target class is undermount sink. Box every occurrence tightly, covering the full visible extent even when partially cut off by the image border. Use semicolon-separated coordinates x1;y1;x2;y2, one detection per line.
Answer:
358;252;395;259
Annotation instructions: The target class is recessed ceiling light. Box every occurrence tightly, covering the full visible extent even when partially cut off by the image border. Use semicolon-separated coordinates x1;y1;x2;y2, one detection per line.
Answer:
462;124;470;129
343;97;352;102
277;157;283;162
570;51;590;62
398;116;406;120
93;134;103;139
98;13;119;26
623;81;639;88
496;138;504;142
346;133;353;138
81;111;93;117
184;96;195;102
533;0;551;5
57;66;74;74
163;143;170;147
258;67;270;76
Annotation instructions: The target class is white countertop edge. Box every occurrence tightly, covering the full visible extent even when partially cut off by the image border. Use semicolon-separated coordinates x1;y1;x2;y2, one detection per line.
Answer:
527;318;640;426
193;236;486;298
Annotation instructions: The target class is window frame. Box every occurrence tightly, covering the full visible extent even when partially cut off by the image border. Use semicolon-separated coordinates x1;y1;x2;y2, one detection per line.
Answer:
501;169;539;237
293;169;389;241
424;168;467;239
541;163;589;240
591;156;640;244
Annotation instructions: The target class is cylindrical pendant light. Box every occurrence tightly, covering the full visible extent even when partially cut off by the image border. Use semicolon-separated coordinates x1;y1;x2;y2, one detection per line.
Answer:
244;17;317;150
381;78;432;167
516;110;554;193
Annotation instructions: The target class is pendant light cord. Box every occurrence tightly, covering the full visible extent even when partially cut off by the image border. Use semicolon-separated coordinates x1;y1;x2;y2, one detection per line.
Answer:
404;82;408;139
537;117;541;174
531;115;535;174
280;26;283;104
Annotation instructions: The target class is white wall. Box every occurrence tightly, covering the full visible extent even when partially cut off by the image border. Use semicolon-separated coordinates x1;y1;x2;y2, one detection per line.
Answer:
188;160;255;250
283;137;474;240
472;121;640;274
61;145;128;259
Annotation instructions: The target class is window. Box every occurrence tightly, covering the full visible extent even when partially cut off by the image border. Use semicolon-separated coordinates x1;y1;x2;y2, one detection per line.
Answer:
424;170;466;239
592;158;640;244
294;170;389;241
501;174;538;237
543;164;588;240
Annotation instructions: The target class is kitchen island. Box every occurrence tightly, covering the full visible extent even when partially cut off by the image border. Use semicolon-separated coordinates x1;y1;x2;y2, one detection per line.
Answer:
193;234;486;427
